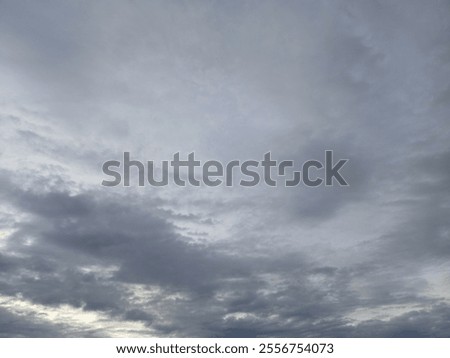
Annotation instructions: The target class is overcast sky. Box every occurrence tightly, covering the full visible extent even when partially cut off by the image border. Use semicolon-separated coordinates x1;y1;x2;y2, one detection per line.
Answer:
0;0;450;337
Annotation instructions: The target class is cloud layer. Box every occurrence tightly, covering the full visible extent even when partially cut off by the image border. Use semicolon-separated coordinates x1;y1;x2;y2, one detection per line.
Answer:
0;0;449;337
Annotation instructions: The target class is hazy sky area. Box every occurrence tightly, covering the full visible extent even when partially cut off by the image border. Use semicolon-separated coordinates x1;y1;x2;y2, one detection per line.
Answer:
0;0;450;337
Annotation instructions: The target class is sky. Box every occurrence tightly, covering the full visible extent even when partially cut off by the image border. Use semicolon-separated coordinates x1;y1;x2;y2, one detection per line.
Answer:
0;0;449;337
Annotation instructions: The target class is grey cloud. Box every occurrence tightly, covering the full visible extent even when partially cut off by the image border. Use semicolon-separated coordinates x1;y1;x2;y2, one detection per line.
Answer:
0;0;449;338
0;307;66;338
0;179;446;337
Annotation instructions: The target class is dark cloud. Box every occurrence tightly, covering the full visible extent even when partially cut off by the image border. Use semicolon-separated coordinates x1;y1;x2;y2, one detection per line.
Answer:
0;171;446;337
0;307;66;338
